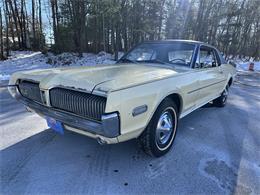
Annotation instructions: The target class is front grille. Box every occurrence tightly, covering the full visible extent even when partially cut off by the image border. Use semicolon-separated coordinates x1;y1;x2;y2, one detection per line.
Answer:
49;88;106;121
18;80;42;103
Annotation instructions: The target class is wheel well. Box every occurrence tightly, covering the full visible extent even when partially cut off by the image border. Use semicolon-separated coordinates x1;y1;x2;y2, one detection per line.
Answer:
166;93;182;114
228;77;233;86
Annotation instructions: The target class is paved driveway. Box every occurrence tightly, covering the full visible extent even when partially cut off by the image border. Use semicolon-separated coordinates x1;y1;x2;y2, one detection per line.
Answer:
0;80;259;194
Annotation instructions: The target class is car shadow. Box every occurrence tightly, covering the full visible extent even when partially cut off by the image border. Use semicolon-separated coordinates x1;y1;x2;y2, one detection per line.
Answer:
1;85;258;194
0;127;153;193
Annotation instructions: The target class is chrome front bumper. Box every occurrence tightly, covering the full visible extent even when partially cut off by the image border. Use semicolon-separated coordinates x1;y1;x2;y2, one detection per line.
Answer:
8;85;120;138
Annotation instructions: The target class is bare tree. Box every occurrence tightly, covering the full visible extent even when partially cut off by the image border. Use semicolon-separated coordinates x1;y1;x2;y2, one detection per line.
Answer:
1;0;258;59
32;0;36;49
4;0;9;56
0;7;4;60
38;0;43;49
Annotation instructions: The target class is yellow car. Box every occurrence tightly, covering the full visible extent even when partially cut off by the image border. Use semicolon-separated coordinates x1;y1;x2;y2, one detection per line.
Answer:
8;40;236;157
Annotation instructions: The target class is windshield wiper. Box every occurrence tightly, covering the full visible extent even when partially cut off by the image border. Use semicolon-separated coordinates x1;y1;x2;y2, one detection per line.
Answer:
117;58;137;64
138;59;168;65
118;58;170;66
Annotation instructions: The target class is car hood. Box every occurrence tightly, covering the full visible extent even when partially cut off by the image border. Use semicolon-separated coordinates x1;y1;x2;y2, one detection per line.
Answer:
10;64;183;93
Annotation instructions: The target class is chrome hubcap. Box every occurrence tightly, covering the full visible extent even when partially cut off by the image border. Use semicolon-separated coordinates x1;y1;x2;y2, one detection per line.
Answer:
156;111;174;145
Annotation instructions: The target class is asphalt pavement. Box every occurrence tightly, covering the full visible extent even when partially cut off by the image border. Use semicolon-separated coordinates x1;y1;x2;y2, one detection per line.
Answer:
0;78;259;194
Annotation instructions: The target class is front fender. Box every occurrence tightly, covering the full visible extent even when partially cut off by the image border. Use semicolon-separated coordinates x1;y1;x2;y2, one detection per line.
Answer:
105;78;182;140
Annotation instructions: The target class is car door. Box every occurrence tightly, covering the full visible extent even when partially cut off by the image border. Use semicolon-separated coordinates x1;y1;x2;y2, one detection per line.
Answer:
167;45;200;114
195;45;226;106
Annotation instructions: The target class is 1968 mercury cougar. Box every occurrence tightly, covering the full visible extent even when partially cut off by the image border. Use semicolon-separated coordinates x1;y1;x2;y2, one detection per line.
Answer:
8;40;236;157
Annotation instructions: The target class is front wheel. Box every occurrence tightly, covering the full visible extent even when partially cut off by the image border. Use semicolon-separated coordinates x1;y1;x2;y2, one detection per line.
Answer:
213;86;229;107
138;98;178;157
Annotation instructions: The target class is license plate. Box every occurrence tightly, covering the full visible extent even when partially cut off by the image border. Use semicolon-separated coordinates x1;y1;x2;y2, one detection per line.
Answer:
46;117;64;134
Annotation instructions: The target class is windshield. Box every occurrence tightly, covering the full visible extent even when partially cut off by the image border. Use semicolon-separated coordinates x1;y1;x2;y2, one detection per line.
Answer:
119;42;196;67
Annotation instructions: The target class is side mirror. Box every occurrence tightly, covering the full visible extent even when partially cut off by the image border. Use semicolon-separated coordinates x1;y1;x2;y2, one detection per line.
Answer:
228;60;237;68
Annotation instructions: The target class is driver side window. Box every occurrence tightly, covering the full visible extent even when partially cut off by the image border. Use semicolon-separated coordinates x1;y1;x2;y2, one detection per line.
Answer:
196;47;218;68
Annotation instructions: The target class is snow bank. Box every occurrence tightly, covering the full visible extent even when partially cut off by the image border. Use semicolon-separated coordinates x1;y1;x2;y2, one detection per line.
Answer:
0;51;116;81
0;51;51;81
46;52;115;67
236;61;260;72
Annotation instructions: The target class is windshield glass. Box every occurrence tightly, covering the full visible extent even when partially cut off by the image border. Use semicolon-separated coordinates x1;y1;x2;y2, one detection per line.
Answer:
119;42;196;67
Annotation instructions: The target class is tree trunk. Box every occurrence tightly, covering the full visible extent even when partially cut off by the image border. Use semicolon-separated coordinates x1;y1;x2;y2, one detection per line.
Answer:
0;8;4;60
8;0;21;48
23;1;31;48
32;0;36;50
13;0;25;48
50;0;59;53
4;0;9;56
39;0;43;49
20;0;27;49
114;23;120;61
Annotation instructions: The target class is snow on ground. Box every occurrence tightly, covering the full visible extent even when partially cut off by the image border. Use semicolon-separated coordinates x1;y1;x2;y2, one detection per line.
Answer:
236;61;260;72
0;51;116;81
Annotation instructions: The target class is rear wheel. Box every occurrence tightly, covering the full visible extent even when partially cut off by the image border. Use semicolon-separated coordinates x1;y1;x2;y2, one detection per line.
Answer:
213;86;229;107
138;98;178;157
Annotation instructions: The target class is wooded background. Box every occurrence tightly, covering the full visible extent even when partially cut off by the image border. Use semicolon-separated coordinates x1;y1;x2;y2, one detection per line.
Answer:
0;0;259;60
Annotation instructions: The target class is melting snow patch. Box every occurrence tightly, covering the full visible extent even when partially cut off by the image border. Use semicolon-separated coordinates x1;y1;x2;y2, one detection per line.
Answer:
236;61;260;72
199;158;238;191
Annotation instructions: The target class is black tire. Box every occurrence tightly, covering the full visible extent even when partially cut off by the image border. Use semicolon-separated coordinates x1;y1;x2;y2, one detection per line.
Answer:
213;86;229;107
138;98;178;157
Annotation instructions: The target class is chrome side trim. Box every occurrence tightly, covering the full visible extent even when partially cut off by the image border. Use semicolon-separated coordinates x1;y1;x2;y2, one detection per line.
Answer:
187;79;226;94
